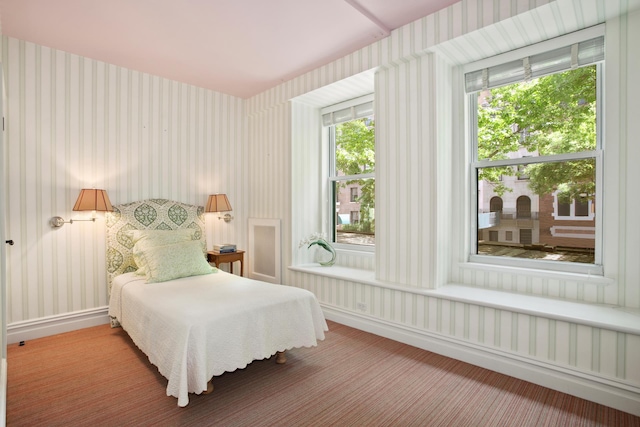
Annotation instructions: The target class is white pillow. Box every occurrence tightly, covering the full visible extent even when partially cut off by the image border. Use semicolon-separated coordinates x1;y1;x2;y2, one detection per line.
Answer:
128;229;197;275
136;240;214;283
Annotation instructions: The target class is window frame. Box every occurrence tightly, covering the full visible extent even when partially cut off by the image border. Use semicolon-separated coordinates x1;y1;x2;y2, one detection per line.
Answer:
464;27;605;276
322;94;375;252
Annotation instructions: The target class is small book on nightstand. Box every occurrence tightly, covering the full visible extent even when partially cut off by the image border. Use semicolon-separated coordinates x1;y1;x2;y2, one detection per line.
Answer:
213;243;236;253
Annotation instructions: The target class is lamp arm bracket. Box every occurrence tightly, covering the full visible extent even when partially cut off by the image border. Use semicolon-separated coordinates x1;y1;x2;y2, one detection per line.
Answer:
218;213;234;223
50;216;96;228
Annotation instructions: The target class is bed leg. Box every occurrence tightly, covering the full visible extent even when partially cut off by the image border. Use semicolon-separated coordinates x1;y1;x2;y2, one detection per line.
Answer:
203;379;214;394
275;351;287;364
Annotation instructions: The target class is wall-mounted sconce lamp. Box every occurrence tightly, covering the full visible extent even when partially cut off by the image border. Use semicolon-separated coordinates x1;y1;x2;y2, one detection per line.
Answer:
50;189;113;228
205;194;233;222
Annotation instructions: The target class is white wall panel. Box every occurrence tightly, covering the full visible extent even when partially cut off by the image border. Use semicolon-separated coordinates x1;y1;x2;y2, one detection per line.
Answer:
620;9;640;310
375;54;436;288
599;330;618;378
536;317;552;361
516;314;530;355
627;334;640;384
576;324;594;372
554;321;571;365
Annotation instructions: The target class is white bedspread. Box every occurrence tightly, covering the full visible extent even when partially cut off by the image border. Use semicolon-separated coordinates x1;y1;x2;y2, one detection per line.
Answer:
109;271;327;407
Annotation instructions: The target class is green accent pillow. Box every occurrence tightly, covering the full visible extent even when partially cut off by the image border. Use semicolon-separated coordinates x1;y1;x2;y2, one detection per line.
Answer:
137;240;214;283
129;229;196;275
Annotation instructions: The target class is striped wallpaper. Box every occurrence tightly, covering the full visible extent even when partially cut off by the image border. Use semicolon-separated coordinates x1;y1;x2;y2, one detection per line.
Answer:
2;0;639;412
2;36;246;323
375;53;437;287
249;0;640;407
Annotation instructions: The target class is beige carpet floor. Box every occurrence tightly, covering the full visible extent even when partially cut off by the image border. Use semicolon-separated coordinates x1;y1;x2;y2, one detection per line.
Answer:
7;320;639;426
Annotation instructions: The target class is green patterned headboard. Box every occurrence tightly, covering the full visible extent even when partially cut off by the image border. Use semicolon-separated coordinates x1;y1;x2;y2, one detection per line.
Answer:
105;199;205;293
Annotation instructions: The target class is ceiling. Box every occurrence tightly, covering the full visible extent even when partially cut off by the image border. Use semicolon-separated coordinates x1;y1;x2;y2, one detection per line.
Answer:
0;0;459;98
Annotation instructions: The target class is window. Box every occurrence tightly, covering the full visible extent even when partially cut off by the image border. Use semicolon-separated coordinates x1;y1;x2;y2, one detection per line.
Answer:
489;197;503;213
558;198;571;217
520;229;533;245
350;211;360;224
555;191;593;219
575;198;589;217
466;30;603;274
322;95;375;247
350;187;358;202
516;196;531;219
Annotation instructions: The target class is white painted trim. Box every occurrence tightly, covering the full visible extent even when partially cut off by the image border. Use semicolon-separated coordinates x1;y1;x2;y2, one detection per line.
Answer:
248;218;282;284
321;305;640;417
550;225;596;239
0;358;5;427
550;226;596;231
551;214;595;221
7;307;110;344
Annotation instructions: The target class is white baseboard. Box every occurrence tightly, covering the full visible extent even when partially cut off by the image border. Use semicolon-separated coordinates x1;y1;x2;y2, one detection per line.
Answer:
322;304;640;417
7;307;110;345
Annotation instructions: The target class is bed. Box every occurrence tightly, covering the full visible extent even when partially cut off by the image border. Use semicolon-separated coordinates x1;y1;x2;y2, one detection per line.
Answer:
106;199;327;407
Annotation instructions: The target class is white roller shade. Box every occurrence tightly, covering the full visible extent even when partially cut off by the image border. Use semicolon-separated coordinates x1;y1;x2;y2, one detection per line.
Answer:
465;36;604;93
322;95;374;126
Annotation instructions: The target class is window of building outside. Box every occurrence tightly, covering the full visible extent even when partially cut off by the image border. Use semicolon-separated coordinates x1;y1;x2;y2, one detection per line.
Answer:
350;210;360;224
555;191;593;219
516;196;531;219
322;94;375;248
490;197;503;212
467;31;603;274
350;187;358;202
558;198;572;216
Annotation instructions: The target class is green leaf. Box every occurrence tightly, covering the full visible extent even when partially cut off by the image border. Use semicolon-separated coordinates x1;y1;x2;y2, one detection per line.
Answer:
308;240;334;253
477;65;597;199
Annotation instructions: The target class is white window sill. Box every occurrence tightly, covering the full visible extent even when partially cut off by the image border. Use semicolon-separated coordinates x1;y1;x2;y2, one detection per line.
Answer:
432;284;640;335
290;264;377;284
289;264;640;335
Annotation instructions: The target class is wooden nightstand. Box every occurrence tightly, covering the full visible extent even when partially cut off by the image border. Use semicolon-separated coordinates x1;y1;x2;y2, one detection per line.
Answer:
207;250;245;276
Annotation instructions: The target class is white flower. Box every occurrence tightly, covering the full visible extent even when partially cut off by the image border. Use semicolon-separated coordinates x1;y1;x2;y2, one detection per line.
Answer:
298;232;327;248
